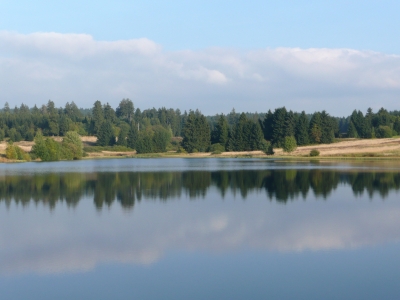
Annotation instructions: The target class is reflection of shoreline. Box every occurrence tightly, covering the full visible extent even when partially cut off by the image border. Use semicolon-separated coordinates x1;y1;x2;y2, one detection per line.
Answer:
1;188;400;276
0;169;399;209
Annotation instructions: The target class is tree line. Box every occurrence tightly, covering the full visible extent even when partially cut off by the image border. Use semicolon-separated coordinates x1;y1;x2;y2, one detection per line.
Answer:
1;99;400;159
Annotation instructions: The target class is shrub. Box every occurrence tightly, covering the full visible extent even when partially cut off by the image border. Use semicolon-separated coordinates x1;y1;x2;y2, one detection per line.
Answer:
6;142;31;161
282;136;297;153
176;146;187;153
262;141;274;155
310;149;320;157
209;143;225;154
32;132;62;161
375;126;393;138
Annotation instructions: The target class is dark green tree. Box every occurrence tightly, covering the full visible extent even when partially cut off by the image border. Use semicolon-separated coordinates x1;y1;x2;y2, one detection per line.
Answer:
116;123;130;147
182;111;210;152
320;111;335;144
116;99;134;123
127;123;139;149
103;103;116;123
271;107;287;147
295;111;309;146
309;112;322;144
97;121;115;146
211;114;229;149
262;110;274;141
347;121;358;138
91;100;104;135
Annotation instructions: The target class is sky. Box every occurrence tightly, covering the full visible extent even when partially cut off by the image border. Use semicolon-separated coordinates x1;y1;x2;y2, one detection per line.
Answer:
0;0;399;116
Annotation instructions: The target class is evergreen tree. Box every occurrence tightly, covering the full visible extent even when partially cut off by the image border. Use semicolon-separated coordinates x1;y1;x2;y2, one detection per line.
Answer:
182;111;210;152
320;111;335;144
116;99;134;123
97;121;115;146
116;123;130;147
127;123;139;149
152;126;172;152
91;100;104;135
136;130;154;153
262;110;274;141
284;110;296;137
231;113;248;151
309;112;322;144
393;117;400;135
103;103;116;123
347;121;358;138
295;111;309;146
64;101;83;122
249;121;264;150
211;115;229;149
271;107;287;147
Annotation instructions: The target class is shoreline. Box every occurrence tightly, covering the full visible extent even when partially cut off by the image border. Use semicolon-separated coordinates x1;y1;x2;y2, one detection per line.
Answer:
1;137;400;163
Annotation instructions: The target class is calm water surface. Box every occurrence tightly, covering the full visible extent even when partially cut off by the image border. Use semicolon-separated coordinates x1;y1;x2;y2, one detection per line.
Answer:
1;158;400;299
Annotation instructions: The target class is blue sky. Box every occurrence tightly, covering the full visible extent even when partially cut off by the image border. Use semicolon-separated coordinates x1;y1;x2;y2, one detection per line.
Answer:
0;1;399;115
2;0;399;52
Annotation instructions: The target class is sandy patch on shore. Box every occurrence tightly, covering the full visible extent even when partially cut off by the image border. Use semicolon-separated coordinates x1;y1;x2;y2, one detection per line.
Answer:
273;138;400;157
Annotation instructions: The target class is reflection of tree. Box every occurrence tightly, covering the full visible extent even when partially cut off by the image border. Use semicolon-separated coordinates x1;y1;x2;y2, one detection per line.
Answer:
0;169;399;209
309;170;340;198
182;171;211;198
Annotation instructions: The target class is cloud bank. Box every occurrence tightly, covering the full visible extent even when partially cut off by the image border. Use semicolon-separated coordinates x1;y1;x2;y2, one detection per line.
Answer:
1;31;400;115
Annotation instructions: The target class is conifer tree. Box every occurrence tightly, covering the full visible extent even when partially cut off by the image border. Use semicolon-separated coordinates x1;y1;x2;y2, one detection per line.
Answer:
249;121;264;150
211;115;229;149
91;100;104;135
262;110;274;141
97;121;115;146
347;121;358;138
127;123;139;149
116;99;134;123
103;103;116;123
309;112;322;144
271;107;287;147
284;110;296;137
320;111;335;144
116;123;130;147
182;111;210;152
295;111;309;146
231;113;248;150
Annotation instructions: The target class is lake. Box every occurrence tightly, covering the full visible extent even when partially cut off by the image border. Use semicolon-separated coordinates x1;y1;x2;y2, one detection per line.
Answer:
1;158;400;299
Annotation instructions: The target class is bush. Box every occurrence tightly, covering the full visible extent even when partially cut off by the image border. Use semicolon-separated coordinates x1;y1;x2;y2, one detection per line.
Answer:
310;149;320;157
282;136;297;153
176;146;187;153
32;132;62;161
5;142;31;161
375;126;393;138
262;141;274;155
209;143;225;154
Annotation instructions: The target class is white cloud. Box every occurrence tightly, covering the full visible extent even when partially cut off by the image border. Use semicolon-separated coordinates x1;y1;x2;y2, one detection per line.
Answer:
1;31;400;115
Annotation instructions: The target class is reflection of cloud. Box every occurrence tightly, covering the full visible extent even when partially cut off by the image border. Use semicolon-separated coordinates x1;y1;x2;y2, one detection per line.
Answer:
1;31;400;114
1;190;400;276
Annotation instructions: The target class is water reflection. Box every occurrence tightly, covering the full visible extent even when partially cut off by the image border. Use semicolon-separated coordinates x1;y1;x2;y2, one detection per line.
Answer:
1;162;400;278
0;169;400;209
